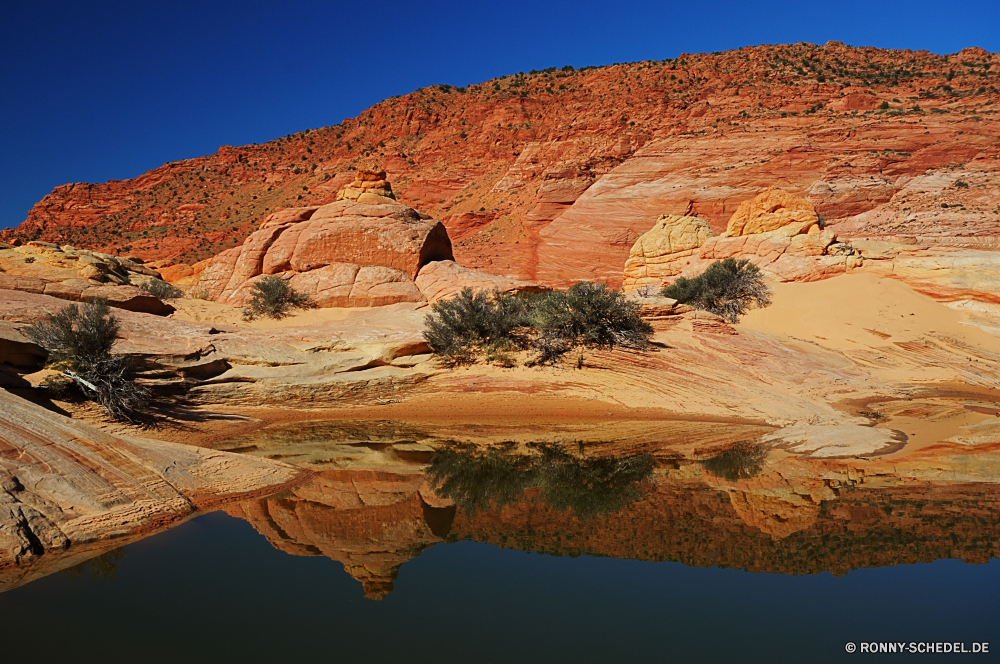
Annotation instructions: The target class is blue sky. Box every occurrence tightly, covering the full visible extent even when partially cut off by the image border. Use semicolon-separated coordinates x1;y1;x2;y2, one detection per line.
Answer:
2;0;998;230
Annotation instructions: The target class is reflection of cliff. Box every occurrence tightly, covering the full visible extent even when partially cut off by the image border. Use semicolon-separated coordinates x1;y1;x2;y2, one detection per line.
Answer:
228;447;1000;599
225;470;454;600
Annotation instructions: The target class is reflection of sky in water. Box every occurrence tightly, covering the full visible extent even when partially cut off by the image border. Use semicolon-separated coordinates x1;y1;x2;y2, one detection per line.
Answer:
2;511;997;663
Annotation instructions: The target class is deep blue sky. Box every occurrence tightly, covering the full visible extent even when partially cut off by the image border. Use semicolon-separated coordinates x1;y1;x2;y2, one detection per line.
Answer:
3;0;998;230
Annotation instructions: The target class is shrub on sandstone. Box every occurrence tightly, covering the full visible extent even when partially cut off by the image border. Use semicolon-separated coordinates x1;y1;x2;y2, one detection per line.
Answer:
242;275;312;321
527;282;653;365
661;258;771;324
423;288;532;366
26;299;150;424
139;278;183;299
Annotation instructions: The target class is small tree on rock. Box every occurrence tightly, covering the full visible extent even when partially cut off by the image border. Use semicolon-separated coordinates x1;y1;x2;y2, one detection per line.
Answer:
26;299;150;424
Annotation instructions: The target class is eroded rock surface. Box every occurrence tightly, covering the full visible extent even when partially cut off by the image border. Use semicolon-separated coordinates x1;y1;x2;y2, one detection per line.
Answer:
195;193;453;307
0;388;304;588
0;242;174;315
623;190;863;290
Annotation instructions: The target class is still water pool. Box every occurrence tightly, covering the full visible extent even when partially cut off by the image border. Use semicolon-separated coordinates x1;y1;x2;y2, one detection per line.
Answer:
2;421;999;663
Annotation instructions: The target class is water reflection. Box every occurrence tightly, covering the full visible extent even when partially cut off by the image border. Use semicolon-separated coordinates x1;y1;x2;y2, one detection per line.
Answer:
699;441;768;480
214;418;1000;600
428;443;654;518
60;548;126;581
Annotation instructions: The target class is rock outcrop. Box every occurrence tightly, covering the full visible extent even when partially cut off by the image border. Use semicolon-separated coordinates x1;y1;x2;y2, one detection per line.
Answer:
5;43;996;286
195;191;454;307
622;215;716;290
0;242;175;315
623;190;863;290
0;388;304;585
335;162;397;205
413;260;547;302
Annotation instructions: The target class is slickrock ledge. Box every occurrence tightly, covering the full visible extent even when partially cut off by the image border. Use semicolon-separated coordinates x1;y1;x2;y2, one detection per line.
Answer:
0;388;307;586
0;241;175;315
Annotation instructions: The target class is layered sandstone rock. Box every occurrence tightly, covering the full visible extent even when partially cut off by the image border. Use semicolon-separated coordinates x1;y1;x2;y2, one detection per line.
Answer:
7;44;997;286
195;194;454;307
0;388;304;581
621;215;716;290
335;162;397;205
0;242;175;315
413;259;547;302
723;188;820;237
623;190;863;290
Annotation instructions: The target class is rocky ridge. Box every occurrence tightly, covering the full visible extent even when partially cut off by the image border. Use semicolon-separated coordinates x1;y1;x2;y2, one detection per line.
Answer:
3;43;997;287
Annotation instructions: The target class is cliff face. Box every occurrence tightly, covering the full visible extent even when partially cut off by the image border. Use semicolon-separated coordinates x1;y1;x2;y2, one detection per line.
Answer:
4;43;998;286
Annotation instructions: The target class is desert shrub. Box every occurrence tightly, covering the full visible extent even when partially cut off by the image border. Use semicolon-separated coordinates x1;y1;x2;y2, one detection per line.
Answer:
528;282;653;364
423;282;652;367
422;288;533;366
139;278;183;299
700;441;768;481
26;299;150;423
661;258;771;323
242;275;312;320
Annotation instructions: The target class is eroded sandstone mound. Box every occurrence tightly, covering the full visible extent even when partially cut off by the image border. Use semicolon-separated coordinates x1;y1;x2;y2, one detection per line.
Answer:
194;167;549;307
0;241;174;315
195;195;453;307
623;189;862;289
621;215;716;290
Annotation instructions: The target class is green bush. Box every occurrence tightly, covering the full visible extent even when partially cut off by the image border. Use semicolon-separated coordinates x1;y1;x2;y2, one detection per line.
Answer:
529;282;652;364
422;283;653;367
661;258;771;323
243;275;312;320
422;288;533;366
139;278;183;299
25;299;150;423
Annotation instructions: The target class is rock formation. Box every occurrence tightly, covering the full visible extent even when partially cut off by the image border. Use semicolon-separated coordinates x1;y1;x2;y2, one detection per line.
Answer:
334;162;397;204
0;388;304;587
193;167;545;308
623;189;863;289
413;259;546;302
195;186;453;307
0;241;174;315
621;215;716;291
4;43;996;289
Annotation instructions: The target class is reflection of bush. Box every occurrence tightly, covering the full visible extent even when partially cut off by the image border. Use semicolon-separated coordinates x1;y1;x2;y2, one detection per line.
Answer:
700;441;768;481
60;547;126;580
427;443;654;519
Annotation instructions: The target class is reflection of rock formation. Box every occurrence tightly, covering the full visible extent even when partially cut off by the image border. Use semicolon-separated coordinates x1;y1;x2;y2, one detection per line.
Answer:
225;470;454;600
226;438;1000;596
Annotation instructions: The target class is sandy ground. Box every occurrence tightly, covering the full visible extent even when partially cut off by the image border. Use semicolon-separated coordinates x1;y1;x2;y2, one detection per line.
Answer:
740;271;999;353
46;272;1000;461
168;298;428;330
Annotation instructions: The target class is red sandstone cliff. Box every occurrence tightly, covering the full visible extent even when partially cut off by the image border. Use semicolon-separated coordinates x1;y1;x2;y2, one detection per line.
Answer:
4;43;999;286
